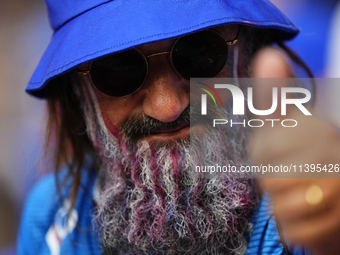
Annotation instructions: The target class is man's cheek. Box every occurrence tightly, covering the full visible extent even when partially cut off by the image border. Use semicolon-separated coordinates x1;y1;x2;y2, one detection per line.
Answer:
92;89;130;139
100;108;122;138
215;65;228;78
89;93;119;137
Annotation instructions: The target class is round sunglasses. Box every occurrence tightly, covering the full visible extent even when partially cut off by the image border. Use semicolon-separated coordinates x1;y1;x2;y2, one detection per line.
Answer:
77;28;240;97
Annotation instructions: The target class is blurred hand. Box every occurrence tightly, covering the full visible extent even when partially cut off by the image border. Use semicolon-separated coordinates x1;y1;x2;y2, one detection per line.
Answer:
249;47;340;255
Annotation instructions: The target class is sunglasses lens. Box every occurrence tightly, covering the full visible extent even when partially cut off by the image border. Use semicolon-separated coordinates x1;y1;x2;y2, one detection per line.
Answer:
171;30;228;79
90;50;147;97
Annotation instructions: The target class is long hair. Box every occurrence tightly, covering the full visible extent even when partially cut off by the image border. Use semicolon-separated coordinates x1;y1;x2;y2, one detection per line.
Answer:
44;70;95;209
43;26;314;211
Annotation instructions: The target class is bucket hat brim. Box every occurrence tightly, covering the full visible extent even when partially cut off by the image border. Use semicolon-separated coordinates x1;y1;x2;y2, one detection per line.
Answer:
26;0;299;98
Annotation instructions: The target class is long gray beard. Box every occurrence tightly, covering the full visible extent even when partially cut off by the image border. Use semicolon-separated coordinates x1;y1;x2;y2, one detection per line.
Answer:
77;80;259;255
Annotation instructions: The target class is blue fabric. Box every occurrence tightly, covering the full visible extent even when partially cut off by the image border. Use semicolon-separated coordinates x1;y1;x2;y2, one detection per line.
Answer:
17;170;311;255
246;195;310;255
26;0;299;98
17;170;101;255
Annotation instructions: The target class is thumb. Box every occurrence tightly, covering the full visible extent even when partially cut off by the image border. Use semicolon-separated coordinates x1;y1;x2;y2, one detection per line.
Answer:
251;46;293;79
250;47;293;120
248;47;294;167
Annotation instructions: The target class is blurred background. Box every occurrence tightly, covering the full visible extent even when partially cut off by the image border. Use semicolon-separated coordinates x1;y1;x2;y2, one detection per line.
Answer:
0;0;339;254
0;0;52;254
271;0;340;78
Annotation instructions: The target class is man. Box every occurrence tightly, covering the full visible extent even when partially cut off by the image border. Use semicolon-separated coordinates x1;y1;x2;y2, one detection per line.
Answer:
17;0;340;254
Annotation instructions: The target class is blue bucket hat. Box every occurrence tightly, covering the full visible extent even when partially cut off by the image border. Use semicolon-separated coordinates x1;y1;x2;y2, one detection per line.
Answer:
26;0;299;98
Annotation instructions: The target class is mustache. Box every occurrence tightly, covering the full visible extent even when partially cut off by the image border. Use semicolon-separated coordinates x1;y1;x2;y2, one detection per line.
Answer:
121;105;191;141
121;102;220;141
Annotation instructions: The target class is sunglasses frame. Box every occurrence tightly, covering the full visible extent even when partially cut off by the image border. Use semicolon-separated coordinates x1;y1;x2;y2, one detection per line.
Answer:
78;26;240;97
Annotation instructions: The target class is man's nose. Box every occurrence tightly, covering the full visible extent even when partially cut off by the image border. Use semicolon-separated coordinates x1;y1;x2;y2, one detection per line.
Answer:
141;57;189;123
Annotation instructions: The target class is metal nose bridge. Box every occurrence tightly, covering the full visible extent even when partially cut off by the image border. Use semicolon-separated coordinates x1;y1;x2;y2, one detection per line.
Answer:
146;51;169;58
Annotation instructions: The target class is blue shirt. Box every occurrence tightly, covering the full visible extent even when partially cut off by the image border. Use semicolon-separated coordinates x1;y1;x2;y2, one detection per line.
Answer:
17;170;310;255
